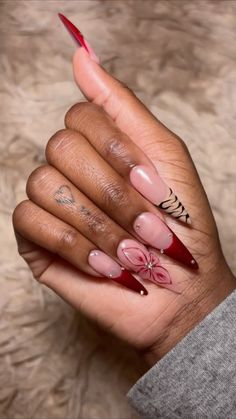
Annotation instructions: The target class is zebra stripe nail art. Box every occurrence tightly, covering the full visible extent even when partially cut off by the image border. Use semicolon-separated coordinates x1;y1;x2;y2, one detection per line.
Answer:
158;188;191;224
130;165;192;225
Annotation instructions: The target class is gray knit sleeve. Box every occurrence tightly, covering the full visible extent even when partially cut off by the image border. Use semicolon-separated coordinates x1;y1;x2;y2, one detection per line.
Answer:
128;289;236;419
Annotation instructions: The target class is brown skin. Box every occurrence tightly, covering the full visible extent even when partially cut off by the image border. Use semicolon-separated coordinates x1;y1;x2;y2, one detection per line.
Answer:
13;49;236;367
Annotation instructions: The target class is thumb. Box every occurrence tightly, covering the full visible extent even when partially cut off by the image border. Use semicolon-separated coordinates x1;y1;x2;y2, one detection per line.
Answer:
73;47;171;152
59;12;170;151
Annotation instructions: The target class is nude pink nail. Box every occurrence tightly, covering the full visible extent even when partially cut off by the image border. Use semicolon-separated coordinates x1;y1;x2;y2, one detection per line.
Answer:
130;165;191;224
117;239;177;292
88;250;147;295
133;212;198;269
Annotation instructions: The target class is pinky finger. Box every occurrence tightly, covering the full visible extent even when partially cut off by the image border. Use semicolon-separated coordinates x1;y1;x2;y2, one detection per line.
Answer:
13;200;147;295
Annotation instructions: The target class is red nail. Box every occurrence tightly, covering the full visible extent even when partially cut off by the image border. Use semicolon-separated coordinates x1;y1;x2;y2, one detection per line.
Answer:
58;13;89;50
133;212;198;270
88;250;148;295
162;234;199;269
114;269;148;295
58;13;99;63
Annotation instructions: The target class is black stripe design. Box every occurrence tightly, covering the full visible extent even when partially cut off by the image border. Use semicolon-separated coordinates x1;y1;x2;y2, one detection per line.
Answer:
158;188;191;224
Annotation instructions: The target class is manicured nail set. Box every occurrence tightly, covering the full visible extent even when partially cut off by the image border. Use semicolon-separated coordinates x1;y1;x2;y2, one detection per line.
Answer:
59;13;198;296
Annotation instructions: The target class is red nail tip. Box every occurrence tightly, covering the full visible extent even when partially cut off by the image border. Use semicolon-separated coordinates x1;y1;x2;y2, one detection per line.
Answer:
164;234;199;270
113;270;148;295
58;13;89;51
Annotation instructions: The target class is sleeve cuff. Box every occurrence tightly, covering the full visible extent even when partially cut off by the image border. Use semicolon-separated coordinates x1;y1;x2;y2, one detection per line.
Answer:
128;289;236;419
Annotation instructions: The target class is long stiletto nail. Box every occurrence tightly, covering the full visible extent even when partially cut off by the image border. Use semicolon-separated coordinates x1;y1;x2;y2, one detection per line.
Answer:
88;250;147;295
58;13;99;63
133;212;198;269
130;165;191;224
117;239;179;292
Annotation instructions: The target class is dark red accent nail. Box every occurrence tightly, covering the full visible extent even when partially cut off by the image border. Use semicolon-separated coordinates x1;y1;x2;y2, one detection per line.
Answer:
163;233;199;270
58;13;89;50
113;270;148;295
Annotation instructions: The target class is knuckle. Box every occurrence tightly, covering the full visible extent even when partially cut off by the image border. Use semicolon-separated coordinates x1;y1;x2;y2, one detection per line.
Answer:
45;129;74;160
26;165;53;197
56;228;78;252
101;180;129;209
103;135;126;160
65;102;101;127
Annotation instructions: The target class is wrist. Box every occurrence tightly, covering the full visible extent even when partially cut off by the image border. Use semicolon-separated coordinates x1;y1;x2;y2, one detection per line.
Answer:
143;260;236;366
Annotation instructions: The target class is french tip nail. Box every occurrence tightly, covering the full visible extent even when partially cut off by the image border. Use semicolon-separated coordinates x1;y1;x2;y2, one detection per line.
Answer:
163;234;199;270
114;270;148;296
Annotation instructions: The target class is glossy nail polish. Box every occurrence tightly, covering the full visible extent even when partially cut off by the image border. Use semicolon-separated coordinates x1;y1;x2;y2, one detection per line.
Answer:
117;239;178;292
58;13;99;63
88;250;147;295
130;165;191;224
133;212;198;269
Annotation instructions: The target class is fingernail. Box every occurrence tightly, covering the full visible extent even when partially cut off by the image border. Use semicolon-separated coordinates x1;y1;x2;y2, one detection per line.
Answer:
133;212;198;269
130;165;191;224
58;13;100;63
88;250;147;295
117;239;178;292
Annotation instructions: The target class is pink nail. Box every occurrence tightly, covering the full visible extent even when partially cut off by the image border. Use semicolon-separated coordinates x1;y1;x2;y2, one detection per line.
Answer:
130;165;191;224
133;212;198;269
88;250;147;295
117;239;176;292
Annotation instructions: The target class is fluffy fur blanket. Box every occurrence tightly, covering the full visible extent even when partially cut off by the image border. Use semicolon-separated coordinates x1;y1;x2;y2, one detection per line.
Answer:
0;1;235;418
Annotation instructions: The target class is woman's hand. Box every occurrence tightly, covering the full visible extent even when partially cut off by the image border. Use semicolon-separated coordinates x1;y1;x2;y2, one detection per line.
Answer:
12;48;235;365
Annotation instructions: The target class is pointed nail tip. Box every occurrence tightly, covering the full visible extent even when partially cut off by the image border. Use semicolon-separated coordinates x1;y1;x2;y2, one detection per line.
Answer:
58;13;67;23
164;234;199;270
191;260;199;270
122;269;148;295
57;12;84;48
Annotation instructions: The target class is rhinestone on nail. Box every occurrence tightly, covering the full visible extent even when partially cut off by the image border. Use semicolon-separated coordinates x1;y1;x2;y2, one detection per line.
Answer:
191;259;196;264
146;262;153;269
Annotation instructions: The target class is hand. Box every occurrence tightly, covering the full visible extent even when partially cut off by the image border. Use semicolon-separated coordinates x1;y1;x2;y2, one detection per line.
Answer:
13;48;235;366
